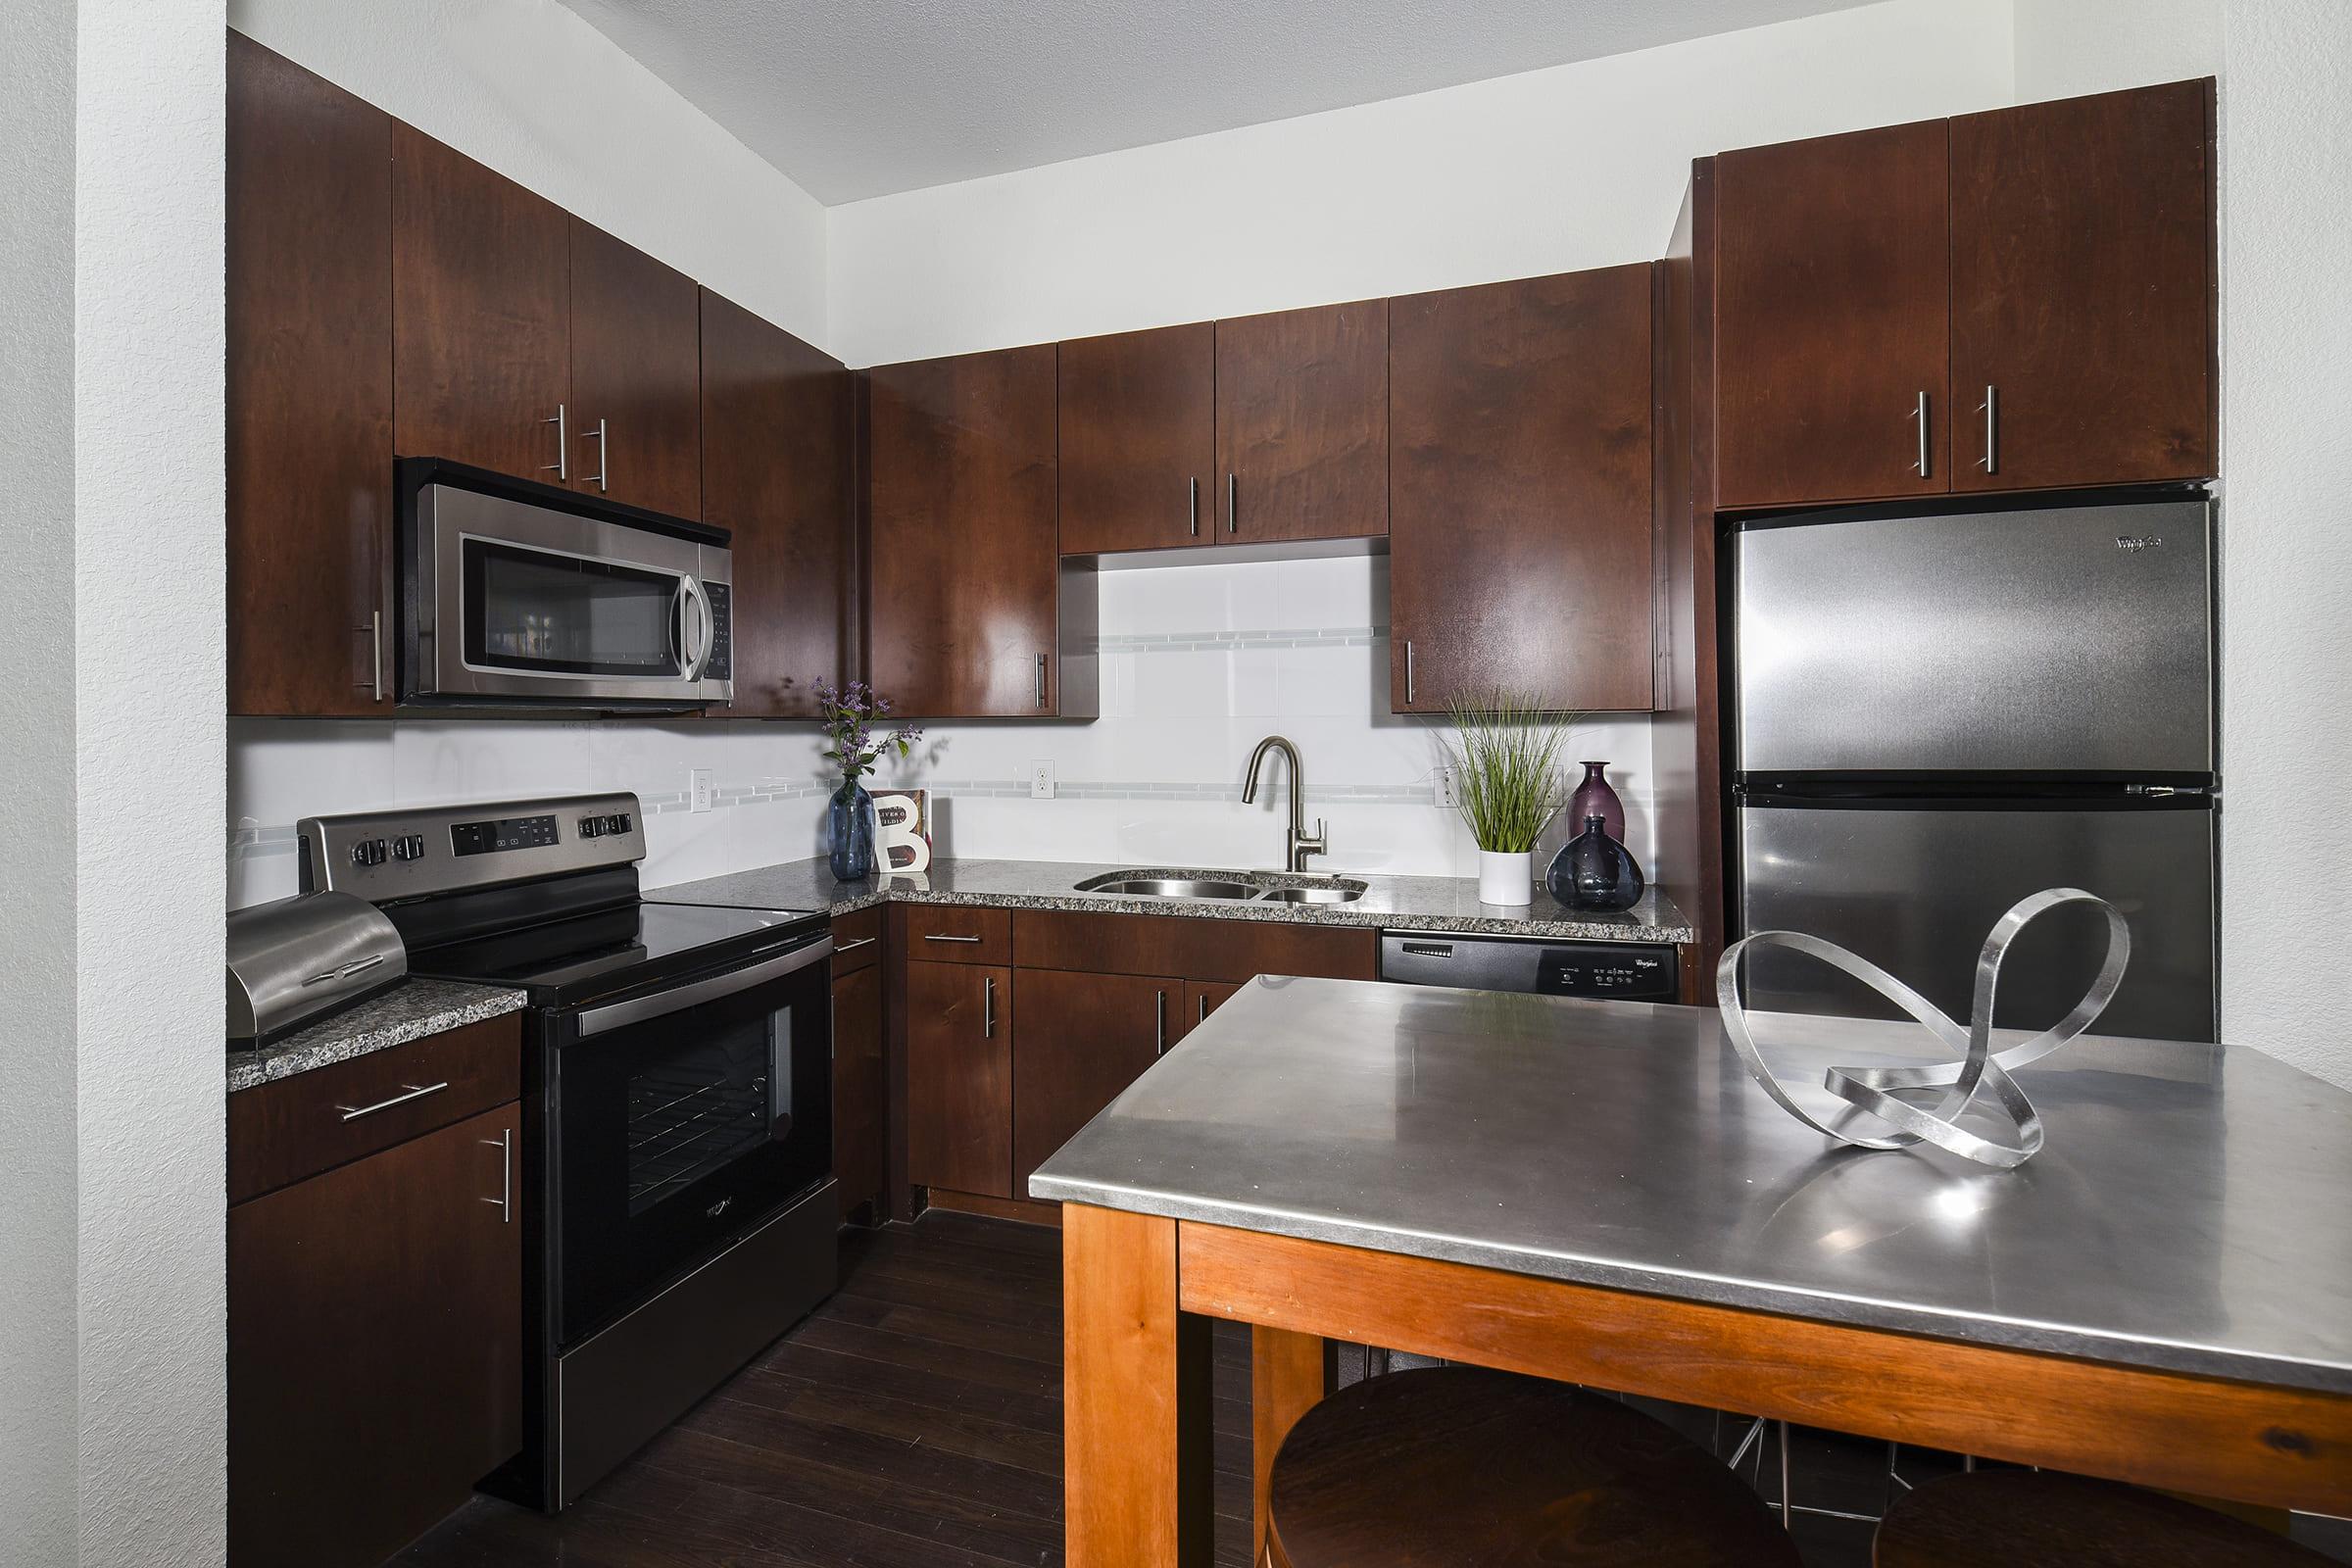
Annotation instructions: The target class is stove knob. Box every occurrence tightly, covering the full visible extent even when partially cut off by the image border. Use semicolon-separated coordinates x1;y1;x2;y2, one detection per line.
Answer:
351;838;388;868
578;816;602;839
612;812;633;834
392;834;425;861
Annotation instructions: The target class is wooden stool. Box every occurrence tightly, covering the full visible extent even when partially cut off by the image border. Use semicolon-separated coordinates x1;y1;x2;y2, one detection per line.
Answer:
1265;1365;1802;1567
1874;1470;2329;1566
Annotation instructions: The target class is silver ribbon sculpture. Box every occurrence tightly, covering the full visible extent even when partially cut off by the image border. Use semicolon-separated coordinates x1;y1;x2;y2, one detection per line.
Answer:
1716;888;2130;1169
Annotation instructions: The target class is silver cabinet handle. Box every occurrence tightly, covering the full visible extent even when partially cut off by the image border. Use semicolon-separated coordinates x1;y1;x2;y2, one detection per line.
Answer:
586;416;609;492
983;974;997;1039
335;1081;449;1121
1035;653;1048;710
834;936;877;956
543;403;568;480
923;932;983;944
369;609;386;704
1911;391;1931;478
1978;384;1998;474
1188;476;1200;538
1403;640;1415;706
1197;993;1208;1026
1226;472;1238;534
482;1127;513;1223
1154;989;1168;1055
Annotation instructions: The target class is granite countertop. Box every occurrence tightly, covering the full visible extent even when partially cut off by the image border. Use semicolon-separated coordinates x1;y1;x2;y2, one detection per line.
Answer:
650;856;1693;944
226;977;528;1095
1031;977;2352;1395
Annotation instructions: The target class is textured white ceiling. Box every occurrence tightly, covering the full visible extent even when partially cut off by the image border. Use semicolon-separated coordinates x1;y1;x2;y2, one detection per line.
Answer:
564;0;1886;203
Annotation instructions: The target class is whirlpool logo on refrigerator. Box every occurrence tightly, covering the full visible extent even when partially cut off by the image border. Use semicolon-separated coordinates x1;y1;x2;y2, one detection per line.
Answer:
2115;535;2165;553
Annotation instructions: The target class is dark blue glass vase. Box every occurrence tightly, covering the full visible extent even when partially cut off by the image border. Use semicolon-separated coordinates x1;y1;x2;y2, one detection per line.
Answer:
1547;813;1643;911
827;777;875;882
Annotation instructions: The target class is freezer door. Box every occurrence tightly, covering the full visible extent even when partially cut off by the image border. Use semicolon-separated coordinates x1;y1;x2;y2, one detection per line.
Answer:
1737;800;2215;1042
1735;500;2213;775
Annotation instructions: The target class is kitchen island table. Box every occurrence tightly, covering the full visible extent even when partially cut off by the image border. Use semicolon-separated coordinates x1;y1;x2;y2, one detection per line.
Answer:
1030;977;2352;1566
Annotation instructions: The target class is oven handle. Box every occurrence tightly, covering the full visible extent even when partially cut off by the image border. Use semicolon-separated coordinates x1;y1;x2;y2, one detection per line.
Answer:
572;935;833;1039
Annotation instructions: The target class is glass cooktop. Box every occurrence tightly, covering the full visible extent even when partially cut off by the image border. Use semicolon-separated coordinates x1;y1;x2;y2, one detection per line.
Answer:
409;899;822;1005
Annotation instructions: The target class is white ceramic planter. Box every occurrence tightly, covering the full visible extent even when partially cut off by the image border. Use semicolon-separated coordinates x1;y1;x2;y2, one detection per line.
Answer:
1477;850;1534;906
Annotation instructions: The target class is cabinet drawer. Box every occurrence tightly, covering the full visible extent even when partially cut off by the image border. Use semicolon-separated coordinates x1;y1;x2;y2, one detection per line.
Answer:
902;904;1011;964
1012;908;1376;983
228;1011;523;1205
831;906;884;977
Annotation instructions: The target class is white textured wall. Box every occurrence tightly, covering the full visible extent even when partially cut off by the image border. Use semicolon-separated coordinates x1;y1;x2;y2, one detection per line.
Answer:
56;1;228;1564
825;0;2014;366
2013;0;2222;103
2215;0;2352;1088
228;0;828;348
0;0;81;1559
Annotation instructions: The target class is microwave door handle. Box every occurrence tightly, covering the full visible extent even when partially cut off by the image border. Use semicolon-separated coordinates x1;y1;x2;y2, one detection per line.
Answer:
667;576;689;676
681;575;713;682
573;935;834;1038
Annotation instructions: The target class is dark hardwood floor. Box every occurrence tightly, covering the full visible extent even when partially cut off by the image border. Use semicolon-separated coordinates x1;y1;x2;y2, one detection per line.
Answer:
393;1211;2349;1568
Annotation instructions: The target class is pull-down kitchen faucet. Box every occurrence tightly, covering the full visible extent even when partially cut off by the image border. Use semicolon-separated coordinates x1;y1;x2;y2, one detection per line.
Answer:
1241;734;1328;873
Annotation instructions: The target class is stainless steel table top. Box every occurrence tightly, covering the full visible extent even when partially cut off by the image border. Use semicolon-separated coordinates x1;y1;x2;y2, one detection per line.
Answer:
1029;977;2352;1394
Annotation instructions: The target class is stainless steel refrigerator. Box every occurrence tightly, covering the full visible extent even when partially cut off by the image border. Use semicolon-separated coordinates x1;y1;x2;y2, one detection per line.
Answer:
1731;493;2217;1042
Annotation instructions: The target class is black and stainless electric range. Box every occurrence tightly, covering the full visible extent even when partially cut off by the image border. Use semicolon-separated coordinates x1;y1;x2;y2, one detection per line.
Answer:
298;792;836;1510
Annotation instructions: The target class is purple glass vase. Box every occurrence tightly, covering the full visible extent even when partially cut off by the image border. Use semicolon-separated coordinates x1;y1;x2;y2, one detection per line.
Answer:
1567;761;1624;845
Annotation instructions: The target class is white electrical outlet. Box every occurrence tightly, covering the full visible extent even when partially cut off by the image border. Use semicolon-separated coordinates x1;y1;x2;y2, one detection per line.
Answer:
1434;764;1459;809
1029;760;1056;801
690;767;715;813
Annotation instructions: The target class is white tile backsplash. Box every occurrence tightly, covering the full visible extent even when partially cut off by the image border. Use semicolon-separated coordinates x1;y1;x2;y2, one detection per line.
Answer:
227;555;1654;906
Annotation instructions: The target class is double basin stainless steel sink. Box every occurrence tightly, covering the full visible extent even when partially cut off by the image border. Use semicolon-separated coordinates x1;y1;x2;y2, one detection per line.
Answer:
1074;869;1369;906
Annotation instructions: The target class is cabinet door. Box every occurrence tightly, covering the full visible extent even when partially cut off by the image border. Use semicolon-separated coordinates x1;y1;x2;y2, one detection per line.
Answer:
1391;267;1655;714
567;219;702;517
866;346;1062;716
1714;121;1952;510
703;289;853;717
1214;300;1390;544
229;1102;521;1568
1013;970;1184;1188
1184;979;1243;1032
832;961;886;1219
227;34;394;717
391;122;569;479
1949;80;2216;492
1058;322;1216;554
904;959;1013;1198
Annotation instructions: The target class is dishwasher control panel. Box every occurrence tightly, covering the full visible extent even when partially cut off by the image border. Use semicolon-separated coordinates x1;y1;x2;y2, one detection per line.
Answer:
1379;932;1680;1002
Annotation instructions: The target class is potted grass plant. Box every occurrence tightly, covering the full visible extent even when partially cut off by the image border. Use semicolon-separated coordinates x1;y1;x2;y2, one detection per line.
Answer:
1444;691;1570;906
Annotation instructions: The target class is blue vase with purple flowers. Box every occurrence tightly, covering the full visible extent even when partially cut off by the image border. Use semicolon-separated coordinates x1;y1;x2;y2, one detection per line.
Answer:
814;678;921;884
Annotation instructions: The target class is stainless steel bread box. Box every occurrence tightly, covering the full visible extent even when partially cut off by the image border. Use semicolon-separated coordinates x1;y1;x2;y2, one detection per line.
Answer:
227;891;408;1043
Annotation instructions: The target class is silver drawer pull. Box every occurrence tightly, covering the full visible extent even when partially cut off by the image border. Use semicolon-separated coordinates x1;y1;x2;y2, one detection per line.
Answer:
482;1127;513;1222
335;1081;449;1121
834;936;878;955
923;933;984;944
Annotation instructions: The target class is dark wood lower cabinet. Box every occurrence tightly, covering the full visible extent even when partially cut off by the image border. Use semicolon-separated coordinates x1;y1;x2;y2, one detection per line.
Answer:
904;958;1014;1199
228;1101;521;1568
831;959;886;1219
1185;979;1244;1030
1012;969;1187;1188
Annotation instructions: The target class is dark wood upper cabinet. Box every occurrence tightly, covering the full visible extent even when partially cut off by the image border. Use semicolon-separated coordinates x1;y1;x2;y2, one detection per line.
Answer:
867;345;1086;717
903;958;1013;1199
1214;300;1390;544
566;220;702;517
1058;322;1216;554
229;1102;521;1568
391;122;570;479
1390;267;1656;714
1012;969;1184;1189
1713;120;1952;510
227;33;394;718
703;288;852;716
1949;79;2217;492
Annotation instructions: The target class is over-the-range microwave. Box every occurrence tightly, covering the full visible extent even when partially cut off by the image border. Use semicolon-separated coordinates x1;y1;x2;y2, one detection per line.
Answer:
398;458;733;710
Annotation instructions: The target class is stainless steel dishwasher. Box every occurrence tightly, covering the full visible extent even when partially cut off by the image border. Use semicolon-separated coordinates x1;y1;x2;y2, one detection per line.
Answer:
1378;931;1680;1001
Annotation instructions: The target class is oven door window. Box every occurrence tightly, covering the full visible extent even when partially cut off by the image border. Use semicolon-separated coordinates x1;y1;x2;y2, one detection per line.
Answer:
463;535;684;678
555;945;831;1345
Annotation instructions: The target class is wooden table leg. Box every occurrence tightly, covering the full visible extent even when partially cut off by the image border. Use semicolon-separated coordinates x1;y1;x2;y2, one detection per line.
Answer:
1251;1326;1334;1567
1063;1204;1213;1568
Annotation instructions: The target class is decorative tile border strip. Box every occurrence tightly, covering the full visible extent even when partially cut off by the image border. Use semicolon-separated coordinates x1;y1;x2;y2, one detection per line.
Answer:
1090;626;1388;654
